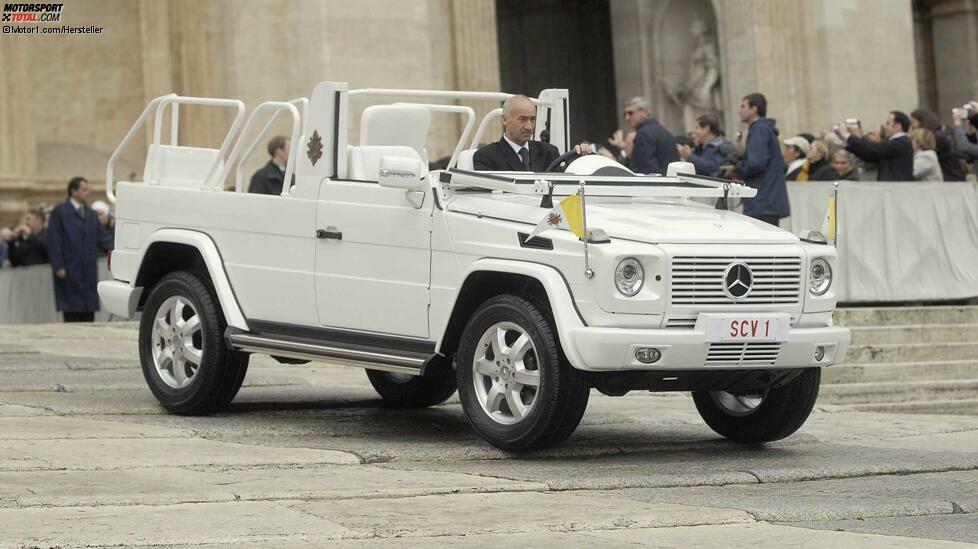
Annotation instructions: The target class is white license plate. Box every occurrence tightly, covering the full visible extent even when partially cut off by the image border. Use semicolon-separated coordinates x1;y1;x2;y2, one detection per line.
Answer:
703;314;791;343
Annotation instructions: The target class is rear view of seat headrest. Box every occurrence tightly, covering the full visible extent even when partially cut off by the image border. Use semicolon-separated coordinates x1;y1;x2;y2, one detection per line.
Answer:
360;105;430;159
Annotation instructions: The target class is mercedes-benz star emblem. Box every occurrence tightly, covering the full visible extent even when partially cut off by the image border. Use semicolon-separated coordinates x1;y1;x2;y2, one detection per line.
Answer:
723;262;753;301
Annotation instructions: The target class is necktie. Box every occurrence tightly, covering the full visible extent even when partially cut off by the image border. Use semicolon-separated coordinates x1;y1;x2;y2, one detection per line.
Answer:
518;147;529;170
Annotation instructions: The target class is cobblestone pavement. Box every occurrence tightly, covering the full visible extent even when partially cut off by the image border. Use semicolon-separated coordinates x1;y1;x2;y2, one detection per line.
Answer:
2;322;977;548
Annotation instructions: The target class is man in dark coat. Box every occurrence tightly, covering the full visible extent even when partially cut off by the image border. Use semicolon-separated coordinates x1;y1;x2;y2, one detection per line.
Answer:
727;93;790;226
248;135;290;195
47;177;114;322
623;96;679;174
836;111;913;181
9;209;49;267
473;95;560;172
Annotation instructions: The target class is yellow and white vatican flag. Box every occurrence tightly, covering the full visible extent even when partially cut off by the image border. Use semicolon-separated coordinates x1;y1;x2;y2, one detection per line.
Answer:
526;193;586;241
820;182;839;245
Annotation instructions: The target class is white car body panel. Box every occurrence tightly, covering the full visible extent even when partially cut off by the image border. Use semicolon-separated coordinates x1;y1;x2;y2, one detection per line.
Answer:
100;84;849;379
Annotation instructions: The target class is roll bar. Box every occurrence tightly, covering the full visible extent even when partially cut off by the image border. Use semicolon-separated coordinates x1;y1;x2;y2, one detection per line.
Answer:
223;102;302;196
105;94;246;203
393;103;475;169
230;97;308;193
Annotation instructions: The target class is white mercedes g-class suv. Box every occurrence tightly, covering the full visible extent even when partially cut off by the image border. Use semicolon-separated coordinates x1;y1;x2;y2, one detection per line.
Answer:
98;82;849;451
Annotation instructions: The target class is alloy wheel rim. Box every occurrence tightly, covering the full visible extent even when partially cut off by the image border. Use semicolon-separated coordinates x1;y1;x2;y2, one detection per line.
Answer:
472;321;541;425
151;296;204;389
710;390;766;417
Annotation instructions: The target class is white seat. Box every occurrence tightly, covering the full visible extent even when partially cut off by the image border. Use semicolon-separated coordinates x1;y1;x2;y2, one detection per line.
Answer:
143;144;222;188
456;149;477;171
348;145;426;181
347;105;431;181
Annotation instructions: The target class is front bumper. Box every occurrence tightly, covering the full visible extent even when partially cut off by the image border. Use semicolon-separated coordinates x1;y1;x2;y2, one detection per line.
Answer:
566;322;850;372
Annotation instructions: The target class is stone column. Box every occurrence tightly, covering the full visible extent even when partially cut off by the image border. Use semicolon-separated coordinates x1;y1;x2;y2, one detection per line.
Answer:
0;38;36;178
168;0;229;148
928;0;978;116
448;0;502;145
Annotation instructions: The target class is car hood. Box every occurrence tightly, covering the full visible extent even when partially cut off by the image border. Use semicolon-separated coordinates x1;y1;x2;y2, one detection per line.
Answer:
446;193;799;244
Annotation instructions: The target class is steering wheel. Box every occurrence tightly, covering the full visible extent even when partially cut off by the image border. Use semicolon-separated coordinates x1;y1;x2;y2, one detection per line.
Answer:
544;150;581;173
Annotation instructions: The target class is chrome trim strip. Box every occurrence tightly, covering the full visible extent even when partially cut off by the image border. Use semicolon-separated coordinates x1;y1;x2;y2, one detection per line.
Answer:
229;333;425;374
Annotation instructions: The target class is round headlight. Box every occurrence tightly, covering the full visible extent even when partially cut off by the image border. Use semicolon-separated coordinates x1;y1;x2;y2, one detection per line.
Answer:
809;258;832;296
615;257;644;296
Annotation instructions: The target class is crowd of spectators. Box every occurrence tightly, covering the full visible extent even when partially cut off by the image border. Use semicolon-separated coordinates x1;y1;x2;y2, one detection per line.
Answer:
599;95;978;224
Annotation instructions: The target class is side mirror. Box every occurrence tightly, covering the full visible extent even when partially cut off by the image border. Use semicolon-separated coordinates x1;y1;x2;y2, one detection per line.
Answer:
378;155;425;190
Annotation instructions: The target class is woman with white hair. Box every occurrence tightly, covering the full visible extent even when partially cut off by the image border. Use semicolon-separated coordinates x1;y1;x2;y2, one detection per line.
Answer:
795;139;837;181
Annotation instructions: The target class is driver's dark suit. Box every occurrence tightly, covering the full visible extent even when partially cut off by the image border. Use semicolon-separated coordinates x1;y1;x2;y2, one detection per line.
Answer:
473;137;559;172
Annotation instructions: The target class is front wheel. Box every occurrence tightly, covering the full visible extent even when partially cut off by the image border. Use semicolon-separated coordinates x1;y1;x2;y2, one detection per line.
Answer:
456;295;589;452
138;271;249;415
692;368;821;443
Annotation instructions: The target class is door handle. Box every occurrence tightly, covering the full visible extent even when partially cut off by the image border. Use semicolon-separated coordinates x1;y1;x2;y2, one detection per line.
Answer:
316;228;342;240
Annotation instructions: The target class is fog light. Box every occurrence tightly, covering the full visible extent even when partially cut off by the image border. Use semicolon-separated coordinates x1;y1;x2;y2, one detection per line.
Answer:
814;346;826;361
635;347;661;364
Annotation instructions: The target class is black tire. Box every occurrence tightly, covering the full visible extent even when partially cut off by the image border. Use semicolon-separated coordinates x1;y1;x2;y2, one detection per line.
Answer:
366;360;457;408
692;368;821;443
456;294;589;452
138;271;249;415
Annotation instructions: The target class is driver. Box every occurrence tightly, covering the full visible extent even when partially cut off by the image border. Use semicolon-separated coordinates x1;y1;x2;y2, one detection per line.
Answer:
473;95;589;172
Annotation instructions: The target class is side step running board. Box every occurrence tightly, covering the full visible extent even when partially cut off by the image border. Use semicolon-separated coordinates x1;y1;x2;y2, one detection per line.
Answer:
227;332;429;375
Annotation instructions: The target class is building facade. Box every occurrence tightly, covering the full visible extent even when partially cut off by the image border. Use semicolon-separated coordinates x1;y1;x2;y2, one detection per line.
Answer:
1;0;975;225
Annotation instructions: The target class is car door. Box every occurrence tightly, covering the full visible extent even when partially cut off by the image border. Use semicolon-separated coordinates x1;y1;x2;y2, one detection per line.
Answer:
314;179;432;338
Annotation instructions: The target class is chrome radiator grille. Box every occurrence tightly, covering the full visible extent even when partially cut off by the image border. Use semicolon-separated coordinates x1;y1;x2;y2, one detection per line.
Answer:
706;342;782;366
671;256;802;305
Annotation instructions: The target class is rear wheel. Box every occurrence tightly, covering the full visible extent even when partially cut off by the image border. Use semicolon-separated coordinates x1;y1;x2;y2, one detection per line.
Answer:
456;295;589;452
365;360;457;408
139;271;249;415
692;368;821;443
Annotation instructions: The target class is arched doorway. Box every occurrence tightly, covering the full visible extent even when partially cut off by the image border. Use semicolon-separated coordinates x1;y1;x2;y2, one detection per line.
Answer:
495;0;618;146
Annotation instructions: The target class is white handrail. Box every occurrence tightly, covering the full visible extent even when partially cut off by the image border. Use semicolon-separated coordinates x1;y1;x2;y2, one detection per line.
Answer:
105;93;177;204
471;108;502;149
350;88;538;104
393;103;474;169
107;94;246;203
222;101;301;196
233;98;308;192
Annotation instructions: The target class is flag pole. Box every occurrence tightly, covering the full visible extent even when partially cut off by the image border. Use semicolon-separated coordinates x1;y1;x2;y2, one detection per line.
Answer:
832;181;839;247
580;180;593;279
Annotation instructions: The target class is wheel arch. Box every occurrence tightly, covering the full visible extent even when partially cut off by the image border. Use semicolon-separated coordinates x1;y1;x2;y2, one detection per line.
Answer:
435;259;587;369
134;229;249;330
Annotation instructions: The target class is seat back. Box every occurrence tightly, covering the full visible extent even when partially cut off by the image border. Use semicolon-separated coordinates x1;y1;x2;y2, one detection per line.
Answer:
456;149;477;171
360;105;430;161
143;144;222;188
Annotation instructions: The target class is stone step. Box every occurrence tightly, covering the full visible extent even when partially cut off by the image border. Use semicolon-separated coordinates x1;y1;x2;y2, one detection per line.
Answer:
847;324;978;346
834;305;978;327
822;360;978;384
841;398;978;415
845;342;978;364
818;379;978;405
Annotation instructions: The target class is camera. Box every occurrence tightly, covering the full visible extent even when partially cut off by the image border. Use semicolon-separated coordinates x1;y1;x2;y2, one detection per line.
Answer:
845;118;860;127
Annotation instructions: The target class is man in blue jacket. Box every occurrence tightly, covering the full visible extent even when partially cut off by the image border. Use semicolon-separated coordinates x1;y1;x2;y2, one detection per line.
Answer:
677;114;732;177
726;93;789;226
47;177;114;322
623;96;679;174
